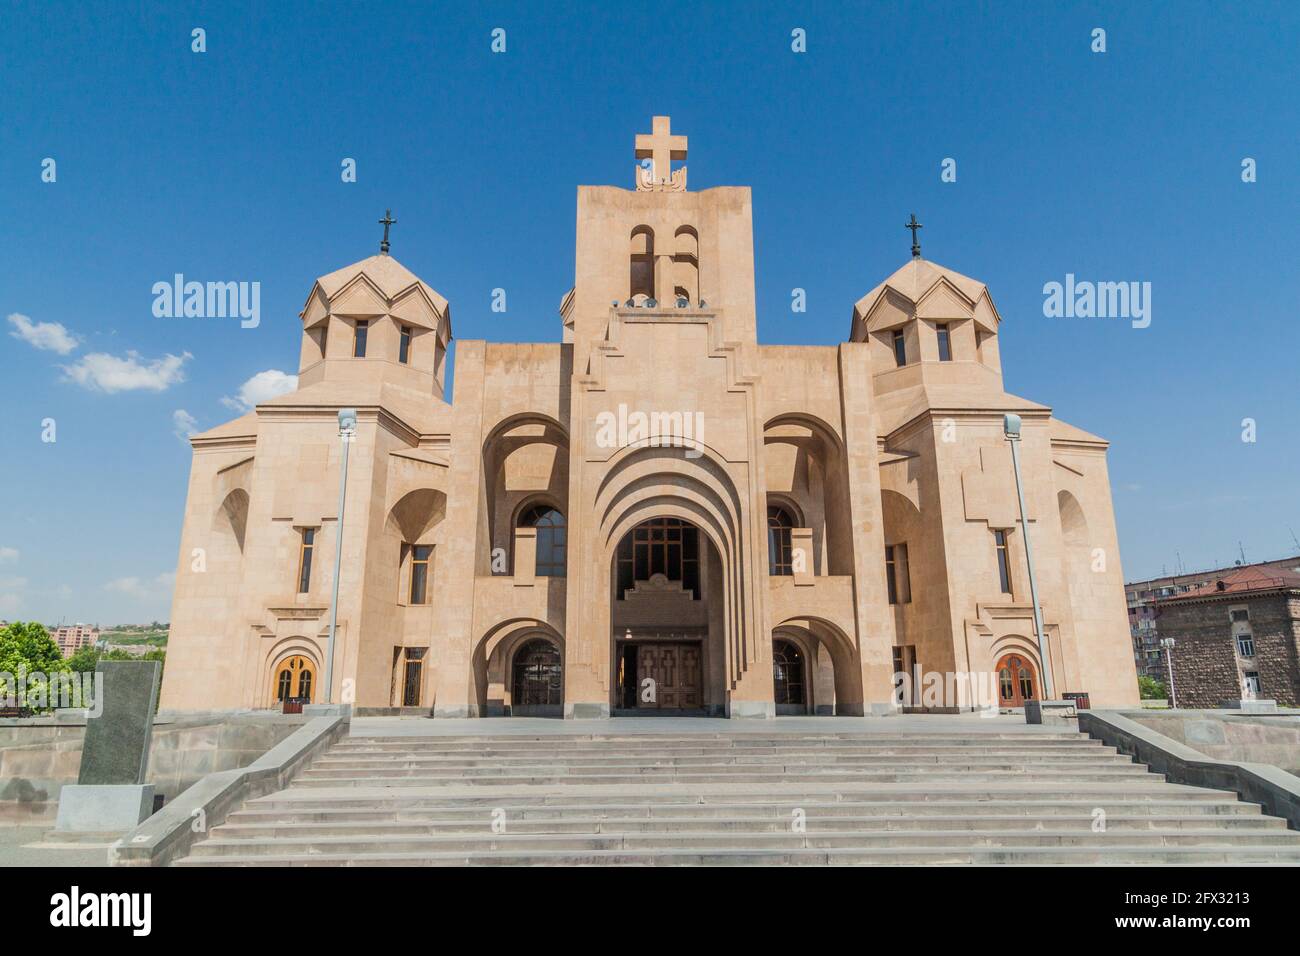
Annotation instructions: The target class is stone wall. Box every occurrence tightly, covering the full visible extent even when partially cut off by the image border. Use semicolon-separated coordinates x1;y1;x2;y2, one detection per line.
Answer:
0;710;305;823
1127;710;1300;776
1161;593;1300;708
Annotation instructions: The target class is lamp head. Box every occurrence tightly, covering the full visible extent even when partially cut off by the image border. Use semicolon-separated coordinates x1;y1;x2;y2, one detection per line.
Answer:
1003;413;1022;440
338;408;358;435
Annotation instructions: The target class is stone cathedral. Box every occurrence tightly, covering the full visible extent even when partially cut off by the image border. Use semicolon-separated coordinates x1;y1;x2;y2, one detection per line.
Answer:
161;117;1138;717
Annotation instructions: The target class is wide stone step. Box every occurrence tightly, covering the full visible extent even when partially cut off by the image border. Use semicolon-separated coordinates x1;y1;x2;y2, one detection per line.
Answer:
211;812;1288;839
250;780;1222;809
172;845;1300;866
293;766;1158;787
311;752;1128;769
337;735;1101;751
227;797;1267;823
183;827;1300;858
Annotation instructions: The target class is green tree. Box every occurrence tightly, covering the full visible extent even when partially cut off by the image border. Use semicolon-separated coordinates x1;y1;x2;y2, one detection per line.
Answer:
1137;675;1166;700
0;621;72;711
67;645;102;673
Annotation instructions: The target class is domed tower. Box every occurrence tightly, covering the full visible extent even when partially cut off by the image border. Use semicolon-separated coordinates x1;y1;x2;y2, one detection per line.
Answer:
298;252;452;400
852;242;1134;711
849;256;1003;396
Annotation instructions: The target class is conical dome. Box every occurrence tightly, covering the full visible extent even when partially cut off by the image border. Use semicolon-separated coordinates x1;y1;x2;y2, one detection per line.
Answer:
851;258;999;342
300;254;450;336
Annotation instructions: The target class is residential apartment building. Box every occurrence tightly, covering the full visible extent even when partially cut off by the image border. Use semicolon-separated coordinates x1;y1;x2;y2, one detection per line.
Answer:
1127;556;1300;684
51;623;100;658
1154;565;1300;708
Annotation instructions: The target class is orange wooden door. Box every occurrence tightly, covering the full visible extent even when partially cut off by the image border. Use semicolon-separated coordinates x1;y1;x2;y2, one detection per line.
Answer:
995;654;1037;707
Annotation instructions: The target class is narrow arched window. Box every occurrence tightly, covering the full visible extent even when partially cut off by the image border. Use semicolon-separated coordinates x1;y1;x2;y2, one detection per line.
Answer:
767;505;796;576
519;505;566;577
630;227;655;301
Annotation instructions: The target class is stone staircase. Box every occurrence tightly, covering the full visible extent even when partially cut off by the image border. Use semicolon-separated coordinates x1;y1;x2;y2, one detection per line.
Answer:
173;730;1300;865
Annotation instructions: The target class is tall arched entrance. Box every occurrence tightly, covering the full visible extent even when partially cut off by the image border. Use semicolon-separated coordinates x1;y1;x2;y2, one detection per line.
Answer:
610;516;722;714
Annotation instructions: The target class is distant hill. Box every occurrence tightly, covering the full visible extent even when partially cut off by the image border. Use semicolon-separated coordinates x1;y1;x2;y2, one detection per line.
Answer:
100;627;168;646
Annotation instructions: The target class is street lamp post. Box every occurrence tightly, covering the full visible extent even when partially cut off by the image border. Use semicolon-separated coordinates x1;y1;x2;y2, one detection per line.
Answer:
1160;637;1177;709
322;408;357;704
1003;414;1054;699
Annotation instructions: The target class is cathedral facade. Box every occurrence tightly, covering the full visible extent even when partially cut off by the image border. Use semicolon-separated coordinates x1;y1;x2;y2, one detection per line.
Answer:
160;117;1138;717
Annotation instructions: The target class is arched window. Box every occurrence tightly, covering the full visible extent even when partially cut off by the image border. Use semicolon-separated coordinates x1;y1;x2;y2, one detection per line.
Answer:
773;640;805;706
673;226;699;304
273;655;315;704
512;639;562;707
519;505;566;577
615;517;700;598
630;227;655;300
767;505;797;576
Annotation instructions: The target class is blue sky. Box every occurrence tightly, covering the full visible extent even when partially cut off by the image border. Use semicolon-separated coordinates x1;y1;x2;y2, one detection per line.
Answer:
1;1;1297;624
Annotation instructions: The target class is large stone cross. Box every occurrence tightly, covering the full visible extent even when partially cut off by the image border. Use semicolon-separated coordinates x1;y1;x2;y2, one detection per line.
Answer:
635;116;687;185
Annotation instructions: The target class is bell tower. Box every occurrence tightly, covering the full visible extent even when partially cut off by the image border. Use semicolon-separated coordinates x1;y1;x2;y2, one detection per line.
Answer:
566;116;758;369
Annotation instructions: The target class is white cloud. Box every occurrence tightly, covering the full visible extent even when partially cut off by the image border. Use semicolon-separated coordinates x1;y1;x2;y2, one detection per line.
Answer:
172;409;198;441
103;571;175;600
7;312;80;354
0;575;27;616
61;350;191;393
220;369;298;413
0;546;17;563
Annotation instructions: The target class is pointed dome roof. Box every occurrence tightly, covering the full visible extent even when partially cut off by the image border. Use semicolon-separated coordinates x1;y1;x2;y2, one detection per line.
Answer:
313;254;442;304
300;254;451;336
852;257;1000;339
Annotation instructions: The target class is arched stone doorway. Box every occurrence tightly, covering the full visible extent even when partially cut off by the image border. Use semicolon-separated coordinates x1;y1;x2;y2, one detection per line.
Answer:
511;638;563;717
771;624;847;715
995;653;1038;707
609;516;722;714
573;441;768;719
772;638;807;714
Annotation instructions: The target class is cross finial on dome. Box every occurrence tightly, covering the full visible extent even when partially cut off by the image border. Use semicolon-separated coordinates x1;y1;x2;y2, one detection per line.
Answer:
905;214;923;259
378;209;396;255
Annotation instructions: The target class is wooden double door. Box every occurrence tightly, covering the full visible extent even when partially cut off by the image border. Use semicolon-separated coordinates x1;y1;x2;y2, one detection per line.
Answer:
996;654;1038;707
634;642;702;710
